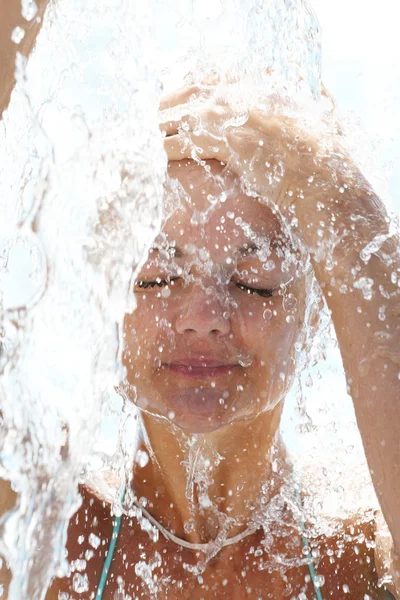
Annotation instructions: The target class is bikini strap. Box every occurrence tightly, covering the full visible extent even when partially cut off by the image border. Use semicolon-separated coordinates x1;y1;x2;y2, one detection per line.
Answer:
293;470;324;600
95;497;124;599
96;478;323;600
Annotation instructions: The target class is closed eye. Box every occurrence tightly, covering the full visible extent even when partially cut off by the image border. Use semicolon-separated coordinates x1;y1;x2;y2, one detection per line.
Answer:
135;277;274;297
135;277;179;289
235;282;274;298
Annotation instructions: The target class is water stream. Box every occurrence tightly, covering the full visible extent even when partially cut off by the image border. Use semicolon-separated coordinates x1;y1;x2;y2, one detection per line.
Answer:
0;0;398;598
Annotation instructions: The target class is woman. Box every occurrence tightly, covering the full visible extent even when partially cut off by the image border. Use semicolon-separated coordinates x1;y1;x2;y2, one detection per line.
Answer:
1;3;400;599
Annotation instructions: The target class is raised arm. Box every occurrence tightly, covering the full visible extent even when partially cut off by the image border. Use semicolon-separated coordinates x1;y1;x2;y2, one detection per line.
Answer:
161;84;400;593
0;0;49;118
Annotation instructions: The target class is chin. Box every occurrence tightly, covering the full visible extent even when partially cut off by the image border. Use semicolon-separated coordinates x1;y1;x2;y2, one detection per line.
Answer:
139;386;243;434
168;412;233;434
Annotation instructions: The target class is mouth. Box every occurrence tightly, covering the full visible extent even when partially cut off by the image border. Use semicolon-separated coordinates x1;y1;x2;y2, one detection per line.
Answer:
162;359;239;379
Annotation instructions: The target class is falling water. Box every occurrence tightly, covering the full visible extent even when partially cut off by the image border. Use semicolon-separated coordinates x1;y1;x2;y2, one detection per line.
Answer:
0;0;396;598
0;1;164;597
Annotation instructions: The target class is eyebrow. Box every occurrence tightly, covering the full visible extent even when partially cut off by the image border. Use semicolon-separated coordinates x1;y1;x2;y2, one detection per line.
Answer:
149;238;275;260
236;242;262;258
150;245;184;258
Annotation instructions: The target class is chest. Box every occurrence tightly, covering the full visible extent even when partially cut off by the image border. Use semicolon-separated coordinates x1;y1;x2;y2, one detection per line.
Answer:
47;491;384;600
94;521;382;600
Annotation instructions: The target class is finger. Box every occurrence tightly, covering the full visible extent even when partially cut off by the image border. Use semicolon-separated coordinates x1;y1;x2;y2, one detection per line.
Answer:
164;134;192;161
159;85;203;111
164;133;228;164
159;114;191;137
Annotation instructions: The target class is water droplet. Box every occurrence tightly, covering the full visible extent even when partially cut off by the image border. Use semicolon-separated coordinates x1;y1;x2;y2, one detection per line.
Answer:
88;533;101;549
168;411;175;420
161;286;171;298
21;0;38;21
353;277;374;300
223;311;230;320
263;309;272;321
199;496;212;508
314;574;325;588
135;449;149;467
184;518;195;533
308;175;314;183
262;260;275;271
238;354;252;367
339;186;345;194
285;315;295;324
342;584;350;593
72;573;89;594
114;576;126;600
11;26;25;44
283;293;297;312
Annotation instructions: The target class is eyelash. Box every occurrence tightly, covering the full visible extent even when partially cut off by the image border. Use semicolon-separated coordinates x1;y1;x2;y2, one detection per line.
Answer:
136;278;274;298
136;277;179;289
234;282;274;298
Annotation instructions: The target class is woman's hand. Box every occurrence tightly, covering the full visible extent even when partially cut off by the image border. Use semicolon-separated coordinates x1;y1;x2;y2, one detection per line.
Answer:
160;80;400;574
160;82;345;211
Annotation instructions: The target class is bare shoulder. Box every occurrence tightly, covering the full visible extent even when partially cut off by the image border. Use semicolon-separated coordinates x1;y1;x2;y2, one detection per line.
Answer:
0;477;18;595
374;510;399;599
0;476;17;515
315;511;396;599
46;483;114;600
0;480;113;600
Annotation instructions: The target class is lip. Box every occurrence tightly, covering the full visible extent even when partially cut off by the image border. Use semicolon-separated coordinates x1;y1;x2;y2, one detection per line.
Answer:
163;359;239;378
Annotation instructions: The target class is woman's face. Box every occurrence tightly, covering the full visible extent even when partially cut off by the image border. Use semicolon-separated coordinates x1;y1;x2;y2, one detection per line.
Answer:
122;160;309;433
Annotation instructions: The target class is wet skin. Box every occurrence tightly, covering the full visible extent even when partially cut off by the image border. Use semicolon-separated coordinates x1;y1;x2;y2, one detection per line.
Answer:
45;486;390;599
0;160;395;599
16;161;396;598
0;1;398;597
122;160;307;435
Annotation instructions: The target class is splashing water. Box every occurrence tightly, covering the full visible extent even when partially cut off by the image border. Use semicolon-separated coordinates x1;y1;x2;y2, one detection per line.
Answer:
0;0;396;597
0;1;164;597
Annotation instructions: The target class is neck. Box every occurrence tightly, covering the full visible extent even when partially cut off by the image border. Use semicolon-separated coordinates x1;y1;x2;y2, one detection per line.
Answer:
132;408;289;545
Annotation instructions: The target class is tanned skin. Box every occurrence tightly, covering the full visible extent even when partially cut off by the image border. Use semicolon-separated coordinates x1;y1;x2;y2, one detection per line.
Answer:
0;3;398;599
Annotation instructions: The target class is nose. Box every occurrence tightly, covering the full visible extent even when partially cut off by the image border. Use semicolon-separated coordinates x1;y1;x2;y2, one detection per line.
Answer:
175;283;231;338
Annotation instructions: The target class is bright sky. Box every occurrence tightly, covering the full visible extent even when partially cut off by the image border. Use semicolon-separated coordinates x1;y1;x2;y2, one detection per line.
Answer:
313;0;400;209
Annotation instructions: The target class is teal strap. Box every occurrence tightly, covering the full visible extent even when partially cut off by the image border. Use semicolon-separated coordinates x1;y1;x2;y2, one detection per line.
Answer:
293;475;323;600
306;546;324;600
95;511;123;599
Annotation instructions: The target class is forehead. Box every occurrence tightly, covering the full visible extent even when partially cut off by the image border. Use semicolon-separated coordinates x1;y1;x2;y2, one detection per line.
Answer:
162;160;284;251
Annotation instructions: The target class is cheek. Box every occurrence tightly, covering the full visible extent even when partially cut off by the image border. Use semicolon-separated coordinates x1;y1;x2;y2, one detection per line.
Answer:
122;298;174;365
233;293;302;363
